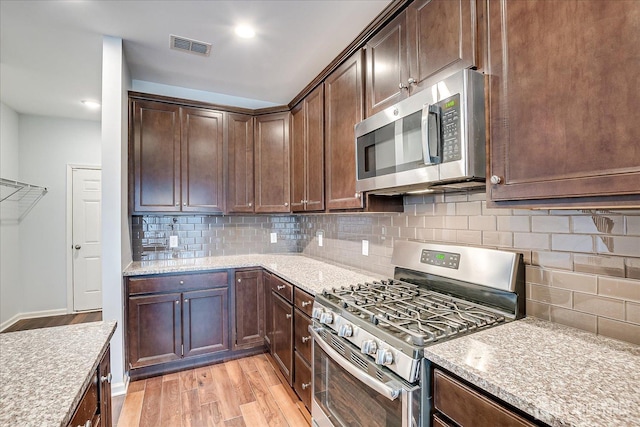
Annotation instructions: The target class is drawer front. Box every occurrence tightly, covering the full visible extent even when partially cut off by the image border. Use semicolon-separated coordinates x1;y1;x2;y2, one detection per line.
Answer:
128;271;228;295
294;308;312;363
293;288;314;316
68;371;99;427
434;369;537;427
293;351;312;410
271;275;293;302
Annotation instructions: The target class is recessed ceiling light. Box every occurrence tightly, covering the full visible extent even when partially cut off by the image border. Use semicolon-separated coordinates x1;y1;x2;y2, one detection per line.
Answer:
81;100;101;109
235;25;255;39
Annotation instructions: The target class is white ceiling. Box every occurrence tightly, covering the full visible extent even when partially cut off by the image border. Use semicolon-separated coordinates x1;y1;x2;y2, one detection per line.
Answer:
0;0;391;122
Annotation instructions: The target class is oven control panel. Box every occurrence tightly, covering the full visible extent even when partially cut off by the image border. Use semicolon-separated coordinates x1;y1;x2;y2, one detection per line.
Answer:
420;249;460;269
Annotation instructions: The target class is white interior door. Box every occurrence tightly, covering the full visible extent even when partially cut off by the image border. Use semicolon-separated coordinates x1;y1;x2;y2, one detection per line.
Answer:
72;168;102;311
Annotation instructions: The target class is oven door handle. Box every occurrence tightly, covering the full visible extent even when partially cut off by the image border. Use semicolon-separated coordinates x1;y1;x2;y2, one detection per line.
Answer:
310;327;402;401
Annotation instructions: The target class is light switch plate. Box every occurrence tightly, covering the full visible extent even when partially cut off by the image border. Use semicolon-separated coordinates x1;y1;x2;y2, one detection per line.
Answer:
169;235;178;248
270;232;277;243
362;240;369;256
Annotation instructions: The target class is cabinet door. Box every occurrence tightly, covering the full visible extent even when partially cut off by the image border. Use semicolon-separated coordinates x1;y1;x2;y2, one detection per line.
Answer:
365;10;410;117
291;102;306;212
487;0;640;206
183;288;229;357
128;293;182;368
181;107;225;212
305;85;325;211
254;112;291;213
294;308;312;364
98;348;112;427
227;113;255;213
293;352;312;410
271;292;293;385
234;269;264;349
263;273;273;348
131;100;181;212
407;0;477;92
325;51;365;210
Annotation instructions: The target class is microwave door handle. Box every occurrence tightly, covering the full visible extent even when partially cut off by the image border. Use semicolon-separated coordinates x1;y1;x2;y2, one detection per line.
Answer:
422;104;442;165
309;326;402;401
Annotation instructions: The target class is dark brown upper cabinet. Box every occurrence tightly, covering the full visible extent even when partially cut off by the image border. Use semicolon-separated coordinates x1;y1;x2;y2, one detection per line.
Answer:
486;0;640;207
324;50;365;210
254;112;291;213
226;113;255;213
366;0;477;117
131;99;225;213
291;85;325;212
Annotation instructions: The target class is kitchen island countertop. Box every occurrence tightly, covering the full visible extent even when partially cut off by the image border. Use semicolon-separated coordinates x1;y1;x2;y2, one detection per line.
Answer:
424;317;640;427
124;253;382;295
0;321;117;426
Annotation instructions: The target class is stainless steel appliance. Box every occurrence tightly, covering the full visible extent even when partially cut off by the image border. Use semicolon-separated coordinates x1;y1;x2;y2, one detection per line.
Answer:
310;241;525;427
355;69;486;195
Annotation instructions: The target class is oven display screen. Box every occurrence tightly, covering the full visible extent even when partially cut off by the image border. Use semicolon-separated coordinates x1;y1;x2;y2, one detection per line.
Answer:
421;250;460;269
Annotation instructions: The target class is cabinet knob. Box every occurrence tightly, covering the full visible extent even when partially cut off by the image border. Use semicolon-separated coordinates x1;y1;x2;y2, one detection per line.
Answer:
355;192;361;199
302;335;311;343
399;82;409;90
277;285;286;290
175;203;179;207
248;202;253;207
301;382;311;390
301;300;312;307
78;420;92;427
284;202;289;207
490;175;503;185
237;278;242;283
179;280;184;285
183;202;186;206
286;313;292;319
100;372;112;384
407;77;417;86
175;300;180;305
184;298;189;303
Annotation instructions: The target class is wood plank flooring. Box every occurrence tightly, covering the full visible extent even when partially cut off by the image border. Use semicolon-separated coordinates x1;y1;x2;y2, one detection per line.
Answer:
117;354;311;427
1;311;102;332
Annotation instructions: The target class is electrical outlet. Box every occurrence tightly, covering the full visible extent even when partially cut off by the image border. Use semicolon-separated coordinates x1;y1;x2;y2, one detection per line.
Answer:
362;240;369;256
270;232;277;243
169;235;178;248
317;231;324;247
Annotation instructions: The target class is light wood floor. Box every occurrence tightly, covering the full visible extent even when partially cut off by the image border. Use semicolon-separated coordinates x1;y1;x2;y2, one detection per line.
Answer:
117;354;311;427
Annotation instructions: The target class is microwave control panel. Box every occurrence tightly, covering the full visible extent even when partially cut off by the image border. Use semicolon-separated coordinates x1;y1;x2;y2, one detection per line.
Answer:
439;93;461;163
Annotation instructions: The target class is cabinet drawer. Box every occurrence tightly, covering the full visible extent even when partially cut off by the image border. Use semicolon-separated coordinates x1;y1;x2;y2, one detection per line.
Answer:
293;351;312;410
293;288;314;316
271;275;293;302
68;371;99;427
294;308;312;363
128;271;228;295
434;369;537;427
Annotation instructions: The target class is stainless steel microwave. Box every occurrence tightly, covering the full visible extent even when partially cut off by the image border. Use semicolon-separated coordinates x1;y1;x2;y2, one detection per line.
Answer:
355;69;486;194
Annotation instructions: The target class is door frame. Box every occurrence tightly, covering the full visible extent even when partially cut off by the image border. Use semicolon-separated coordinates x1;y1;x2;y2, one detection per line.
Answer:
66;164;102;313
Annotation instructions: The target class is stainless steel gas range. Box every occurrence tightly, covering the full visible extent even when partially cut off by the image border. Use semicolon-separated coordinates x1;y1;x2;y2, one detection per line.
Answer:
309;240;525;427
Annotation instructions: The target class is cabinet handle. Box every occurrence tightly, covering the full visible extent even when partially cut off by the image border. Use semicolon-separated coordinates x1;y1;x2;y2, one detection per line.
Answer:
277;285;286;290
100;372;112;384
179;280;184;285
301;300;312;307
237;278;242;283
248;202;253;207
183;202;186;206
286;313;292;319
284;202;289;207
399;82;409;90
302;336;311;343
407;77;417;86
490;175;503;185
354;192;361;199
184;298;189;303
175;300;179;305
301;382;311;390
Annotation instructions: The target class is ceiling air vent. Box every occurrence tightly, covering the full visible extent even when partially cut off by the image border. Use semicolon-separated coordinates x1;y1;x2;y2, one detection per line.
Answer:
170;34;211;57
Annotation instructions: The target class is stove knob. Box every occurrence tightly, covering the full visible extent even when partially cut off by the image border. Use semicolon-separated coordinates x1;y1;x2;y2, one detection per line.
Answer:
361;340;377;356
311;307;323;320
375;348;394;366
319;311;334;324
338;323;353;338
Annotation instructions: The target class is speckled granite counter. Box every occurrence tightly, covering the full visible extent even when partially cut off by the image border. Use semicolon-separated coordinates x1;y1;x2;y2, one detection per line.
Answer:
0;321;117;426
424;317;640;427
124;254;382;295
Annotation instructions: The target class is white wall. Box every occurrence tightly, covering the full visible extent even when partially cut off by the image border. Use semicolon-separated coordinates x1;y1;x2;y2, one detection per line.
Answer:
101;35;131;395
0;102;22;327
18;115;101;314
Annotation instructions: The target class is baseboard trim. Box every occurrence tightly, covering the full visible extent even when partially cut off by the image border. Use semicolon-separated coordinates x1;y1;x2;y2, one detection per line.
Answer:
0;308;69;332
111;375;129;397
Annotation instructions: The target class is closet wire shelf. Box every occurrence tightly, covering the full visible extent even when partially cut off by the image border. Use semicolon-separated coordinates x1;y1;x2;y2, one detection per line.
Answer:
0;178;48;224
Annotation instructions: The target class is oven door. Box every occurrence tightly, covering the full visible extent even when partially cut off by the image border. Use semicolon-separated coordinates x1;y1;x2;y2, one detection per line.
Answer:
310;326;420;427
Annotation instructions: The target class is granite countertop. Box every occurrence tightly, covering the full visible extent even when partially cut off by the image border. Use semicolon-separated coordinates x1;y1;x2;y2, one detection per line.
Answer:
424;317;640;427
0;321;117;426
124;253;382;295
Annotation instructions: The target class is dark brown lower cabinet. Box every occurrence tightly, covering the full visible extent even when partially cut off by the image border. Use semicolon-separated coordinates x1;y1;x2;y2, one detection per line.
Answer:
234;269;264;349
293;352;312;410
67;347;111;427
98;348;112;427
271;292;294;385
183;288;229;357
433;369;538;427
